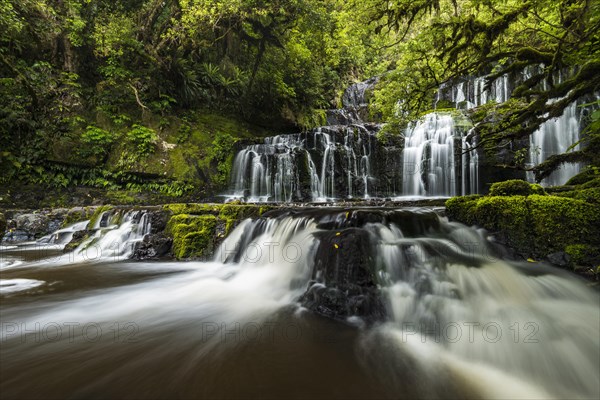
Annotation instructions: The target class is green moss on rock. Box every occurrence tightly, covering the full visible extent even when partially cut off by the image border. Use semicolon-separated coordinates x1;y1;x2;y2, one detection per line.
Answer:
556;187;600;204
89;205;114;228
565;244;600;267
218;204;274;234
167;214;218;259
164;203;222;215
489;179;545;197
61;207;95;228
162;203;277;259
565;168;599;186
446;193;600;268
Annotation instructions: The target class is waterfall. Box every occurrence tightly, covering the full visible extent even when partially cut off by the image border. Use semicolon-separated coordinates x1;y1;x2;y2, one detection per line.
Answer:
527;100;583;187
227;77;384;203
1;207;598;398
1;210;153;270
36;220;90;246
402;113;478;196
230;135;302;202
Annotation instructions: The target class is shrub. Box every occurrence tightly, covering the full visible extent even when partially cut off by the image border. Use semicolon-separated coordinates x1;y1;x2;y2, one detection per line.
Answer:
126;124;158;156
80;125;114;158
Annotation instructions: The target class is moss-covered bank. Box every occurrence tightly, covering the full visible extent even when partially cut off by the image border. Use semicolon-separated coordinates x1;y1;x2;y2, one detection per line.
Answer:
446;180;600;278
163;203;276;260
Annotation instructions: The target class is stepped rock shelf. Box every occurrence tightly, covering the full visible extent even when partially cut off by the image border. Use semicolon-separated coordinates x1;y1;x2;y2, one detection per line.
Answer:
228;72;595;203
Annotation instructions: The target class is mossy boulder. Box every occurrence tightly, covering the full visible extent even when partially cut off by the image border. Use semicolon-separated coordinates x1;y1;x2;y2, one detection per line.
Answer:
89;205;114;228
565;244;600;268
61;207;95;228
166;214;218;260
565;168;600;186
446;193;600;274
488;179;546;197
162;203;277;259
63;230;90;253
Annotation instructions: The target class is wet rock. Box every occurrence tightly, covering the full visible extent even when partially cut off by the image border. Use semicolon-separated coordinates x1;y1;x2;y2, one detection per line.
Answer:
2;229;31;242
147;210;170;234
133;234;173;260
546;252;571;268
63;230;90;253
300;228;386;325
15;213;50;239
0;212;5;241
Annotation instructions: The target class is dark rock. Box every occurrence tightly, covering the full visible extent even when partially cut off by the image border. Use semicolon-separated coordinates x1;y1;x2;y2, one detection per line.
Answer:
299;227;386;325
147;210;170;234
546;252;571;268
133;234;173;260
0;212;5;241
2;229;31;242
63;230;90;253
15;213;50;238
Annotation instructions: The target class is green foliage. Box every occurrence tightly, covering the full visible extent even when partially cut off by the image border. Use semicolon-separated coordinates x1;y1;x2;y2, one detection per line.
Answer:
208;132;237;185
80;126;115;158
489;180;546;197
126;125;158;156
368;0;600;180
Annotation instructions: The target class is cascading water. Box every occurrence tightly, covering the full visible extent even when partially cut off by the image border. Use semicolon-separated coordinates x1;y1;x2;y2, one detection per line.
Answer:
527;101;582;186
229;135;301;202
228;78;384;202
2;207;598;399
439;67;592;188
402;113;478;196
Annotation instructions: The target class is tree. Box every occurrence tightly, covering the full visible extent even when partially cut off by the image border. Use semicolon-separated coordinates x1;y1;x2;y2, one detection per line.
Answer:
366;0;600;179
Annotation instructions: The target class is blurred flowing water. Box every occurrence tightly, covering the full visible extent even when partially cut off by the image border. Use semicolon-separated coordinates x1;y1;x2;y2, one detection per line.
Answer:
1;208;598;399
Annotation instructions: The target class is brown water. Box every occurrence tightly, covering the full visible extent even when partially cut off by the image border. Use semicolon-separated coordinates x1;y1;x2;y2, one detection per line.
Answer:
1;211;599;400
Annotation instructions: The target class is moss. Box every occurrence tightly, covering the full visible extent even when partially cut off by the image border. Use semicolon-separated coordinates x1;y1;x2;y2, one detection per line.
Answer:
565;168;599;186
529;184;546;195
527;195;599;255
474;196;532;251
565;244;600;267
445;193;600;263
556;187;600;204
580;177;600;189
166;214;217;259
61;207;95;228
445;194;482;225
218;204;271;235
89;205;114;228
489;180;534;196
164;203;222;215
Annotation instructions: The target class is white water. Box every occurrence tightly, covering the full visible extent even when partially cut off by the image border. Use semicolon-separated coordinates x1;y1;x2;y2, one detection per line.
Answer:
402;113;478;196
37;220;90;247
442;68;586;187
1;209;598;399
527;101;582;186
229;127;375;202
